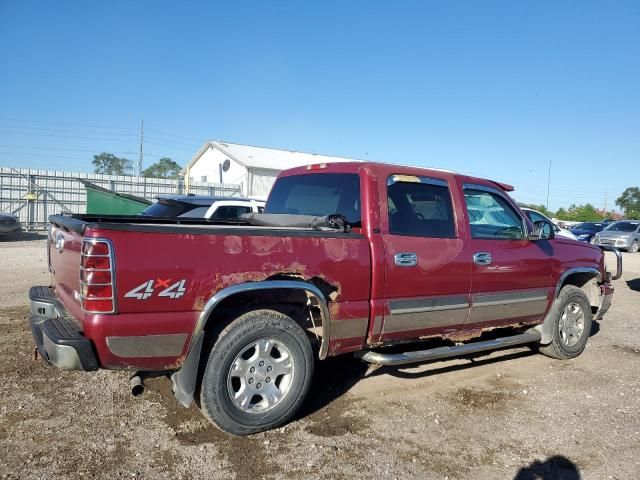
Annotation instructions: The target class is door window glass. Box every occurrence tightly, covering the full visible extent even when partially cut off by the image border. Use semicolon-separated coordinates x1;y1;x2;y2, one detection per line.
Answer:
464;189;524;239
387;180;455;238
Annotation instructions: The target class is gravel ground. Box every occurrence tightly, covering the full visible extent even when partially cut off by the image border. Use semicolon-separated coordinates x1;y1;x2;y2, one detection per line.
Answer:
1;235;638;479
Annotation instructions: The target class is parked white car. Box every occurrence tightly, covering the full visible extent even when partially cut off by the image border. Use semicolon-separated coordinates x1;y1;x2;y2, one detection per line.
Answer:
521;208;578;240
141;196;265;220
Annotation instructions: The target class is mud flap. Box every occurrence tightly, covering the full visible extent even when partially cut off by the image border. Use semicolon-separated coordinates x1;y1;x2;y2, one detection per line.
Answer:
171;332;204;407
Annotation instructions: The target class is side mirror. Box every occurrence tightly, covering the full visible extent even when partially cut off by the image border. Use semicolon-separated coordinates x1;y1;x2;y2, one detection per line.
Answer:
529;220;555;241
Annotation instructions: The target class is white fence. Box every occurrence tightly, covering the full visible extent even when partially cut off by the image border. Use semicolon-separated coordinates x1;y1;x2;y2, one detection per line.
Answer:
0;167;242;230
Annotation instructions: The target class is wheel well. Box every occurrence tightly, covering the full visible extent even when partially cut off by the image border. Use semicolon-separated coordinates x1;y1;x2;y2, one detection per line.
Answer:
191;288;323;407
201;288;322;345
560;272;600;310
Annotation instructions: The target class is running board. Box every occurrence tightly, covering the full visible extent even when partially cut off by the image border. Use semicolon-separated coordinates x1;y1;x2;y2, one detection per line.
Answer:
357;331;541;366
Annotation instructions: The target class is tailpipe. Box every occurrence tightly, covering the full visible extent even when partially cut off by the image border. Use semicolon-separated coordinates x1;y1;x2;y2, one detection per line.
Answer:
130;374;145;397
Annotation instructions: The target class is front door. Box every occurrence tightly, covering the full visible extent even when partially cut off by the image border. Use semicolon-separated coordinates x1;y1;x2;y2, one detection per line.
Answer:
381;175;473;341
463;185;553;328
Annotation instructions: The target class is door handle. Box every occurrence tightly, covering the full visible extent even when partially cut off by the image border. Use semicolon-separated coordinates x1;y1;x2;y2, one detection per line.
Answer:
473;252;492;266
394;252;417;267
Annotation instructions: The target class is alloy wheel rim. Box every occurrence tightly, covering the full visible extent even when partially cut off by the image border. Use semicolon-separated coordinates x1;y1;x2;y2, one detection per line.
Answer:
558;302;585;347
227;338;295;413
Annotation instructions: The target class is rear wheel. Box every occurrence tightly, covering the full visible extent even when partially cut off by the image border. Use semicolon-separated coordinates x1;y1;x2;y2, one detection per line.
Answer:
539;285;592;360
199;309;314;436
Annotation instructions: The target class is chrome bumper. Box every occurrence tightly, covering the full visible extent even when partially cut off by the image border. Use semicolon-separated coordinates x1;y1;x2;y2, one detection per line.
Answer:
28;286;98;371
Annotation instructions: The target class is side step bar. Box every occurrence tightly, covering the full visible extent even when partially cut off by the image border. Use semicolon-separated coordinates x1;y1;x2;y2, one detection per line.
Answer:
357;331;541;366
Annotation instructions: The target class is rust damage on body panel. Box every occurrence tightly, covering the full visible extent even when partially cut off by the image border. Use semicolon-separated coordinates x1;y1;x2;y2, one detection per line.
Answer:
166;352;188;371
418;320;542;344
192;296;207;311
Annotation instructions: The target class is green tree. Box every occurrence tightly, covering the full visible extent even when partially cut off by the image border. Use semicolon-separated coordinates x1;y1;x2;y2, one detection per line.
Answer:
518;203;554;218
92;153;133;175
616;187;640;218
556;203;604;222
142;157;182;179
555;207;568;219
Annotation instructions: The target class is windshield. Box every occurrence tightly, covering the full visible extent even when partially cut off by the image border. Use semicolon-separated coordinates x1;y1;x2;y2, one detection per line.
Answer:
265;173;361;226
573;222;603;231
605;221;639;232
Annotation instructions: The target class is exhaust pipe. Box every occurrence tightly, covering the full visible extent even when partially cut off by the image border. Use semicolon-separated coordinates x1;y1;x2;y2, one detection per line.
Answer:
130;374;145;397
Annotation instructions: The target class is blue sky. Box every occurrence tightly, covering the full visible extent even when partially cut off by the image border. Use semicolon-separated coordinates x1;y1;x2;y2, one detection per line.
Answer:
1;0;638;211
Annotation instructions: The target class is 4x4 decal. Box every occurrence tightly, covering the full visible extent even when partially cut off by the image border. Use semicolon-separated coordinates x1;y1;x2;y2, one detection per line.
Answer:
124;279;187;300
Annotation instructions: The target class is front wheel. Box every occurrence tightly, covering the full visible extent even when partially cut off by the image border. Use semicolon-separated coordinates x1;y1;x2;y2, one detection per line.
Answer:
199;309;314;436
539;285;592;360
630;240;639;253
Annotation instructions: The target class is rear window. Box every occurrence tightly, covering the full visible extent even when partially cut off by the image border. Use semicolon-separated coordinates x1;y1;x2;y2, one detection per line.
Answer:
141;201;198;217
211;205;252;220
265;173;361;226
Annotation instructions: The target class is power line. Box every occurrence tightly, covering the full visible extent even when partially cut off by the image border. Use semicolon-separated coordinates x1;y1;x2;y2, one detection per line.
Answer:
144;135;202;149
144;139;200;151
0;129;138;141
144;128;206;144
0;144;170;158
0;116;137;131
0;124;139;136
0;151;170;162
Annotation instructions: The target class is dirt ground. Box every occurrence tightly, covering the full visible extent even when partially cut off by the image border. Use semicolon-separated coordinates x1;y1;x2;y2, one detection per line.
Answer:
1;235;638;479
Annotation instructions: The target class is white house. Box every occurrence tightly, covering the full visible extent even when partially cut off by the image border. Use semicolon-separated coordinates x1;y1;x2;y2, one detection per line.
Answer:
182;141;361;199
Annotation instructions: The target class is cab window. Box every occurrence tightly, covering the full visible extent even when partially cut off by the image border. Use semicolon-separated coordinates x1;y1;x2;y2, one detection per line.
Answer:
387;178;455;238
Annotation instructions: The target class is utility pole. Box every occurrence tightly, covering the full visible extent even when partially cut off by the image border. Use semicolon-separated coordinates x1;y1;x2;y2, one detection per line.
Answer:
604;192;608;213
138;120;144;176
546;159;551;210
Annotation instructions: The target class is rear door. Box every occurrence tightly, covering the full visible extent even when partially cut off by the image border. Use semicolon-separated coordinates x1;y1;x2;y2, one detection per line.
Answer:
381;175;472;341
463;185;553;328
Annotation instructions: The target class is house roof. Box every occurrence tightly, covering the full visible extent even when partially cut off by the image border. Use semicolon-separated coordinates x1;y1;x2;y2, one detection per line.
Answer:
182;140;363;174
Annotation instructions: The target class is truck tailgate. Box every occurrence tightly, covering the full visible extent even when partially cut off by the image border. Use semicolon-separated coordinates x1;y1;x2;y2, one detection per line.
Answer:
49;221;85;322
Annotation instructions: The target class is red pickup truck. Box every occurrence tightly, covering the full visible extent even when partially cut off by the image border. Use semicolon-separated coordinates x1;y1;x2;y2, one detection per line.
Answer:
29;161;622;435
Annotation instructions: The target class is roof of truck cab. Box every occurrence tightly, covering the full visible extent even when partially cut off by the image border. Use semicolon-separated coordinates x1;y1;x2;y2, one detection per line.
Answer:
278;161;515;192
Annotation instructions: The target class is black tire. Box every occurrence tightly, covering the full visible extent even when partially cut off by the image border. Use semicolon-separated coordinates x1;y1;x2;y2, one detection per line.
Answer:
539;285;592;360
199;309;314;436
630;240;639;254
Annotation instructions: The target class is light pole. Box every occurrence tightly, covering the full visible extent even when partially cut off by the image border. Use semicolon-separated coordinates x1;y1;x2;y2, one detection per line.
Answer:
546;159;551;210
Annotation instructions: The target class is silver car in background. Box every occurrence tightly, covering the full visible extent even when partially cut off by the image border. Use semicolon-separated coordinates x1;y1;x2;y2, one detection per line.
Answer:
0;212;22;236
593;220;640;253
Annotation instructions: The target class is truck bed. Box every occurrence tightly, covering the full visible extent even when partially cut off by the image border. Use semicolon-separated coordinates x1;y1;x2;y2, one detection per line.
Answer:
49;214;358;238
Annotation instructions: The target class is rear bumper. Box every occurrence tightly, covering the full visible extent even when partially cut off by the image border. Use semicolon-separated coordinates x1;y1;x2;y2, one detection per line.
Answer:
29;286;98;371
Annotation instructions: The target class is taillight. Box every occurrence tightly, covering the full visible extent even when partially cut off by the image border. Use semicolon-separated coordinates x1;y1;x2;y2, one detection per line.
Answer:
80;238;116;313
